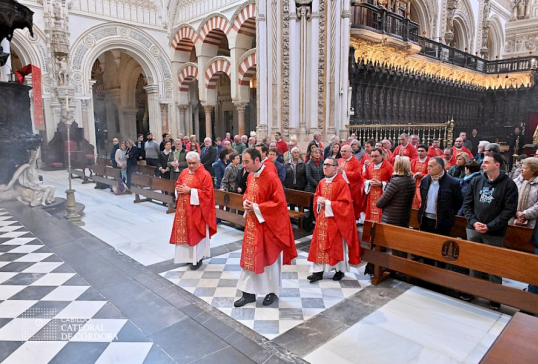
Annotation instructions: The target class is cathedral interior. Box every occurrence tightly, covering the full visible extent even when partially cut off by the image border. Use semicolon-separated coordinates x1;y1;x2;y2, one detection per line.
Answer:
0;0;538;363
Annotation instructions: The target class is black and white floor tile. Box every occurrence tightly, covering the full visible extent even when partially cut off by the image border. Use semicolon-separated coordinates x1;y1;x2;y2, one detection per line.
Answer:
0;208;154;363
160;250;370;340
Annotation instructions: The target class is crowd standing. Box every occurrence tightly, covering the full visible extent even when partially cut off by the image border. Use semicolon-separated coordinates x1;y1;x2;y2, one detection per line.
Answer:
109;127;538;306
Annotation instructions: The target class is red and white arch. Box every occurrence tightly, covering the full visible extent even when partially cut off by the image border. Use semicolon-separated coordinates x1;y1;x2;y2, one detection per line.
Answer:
238;51;256;86
171;25;198;52
231;2;256;37
199;15;231;46
204;58;232;89
178;63;198;92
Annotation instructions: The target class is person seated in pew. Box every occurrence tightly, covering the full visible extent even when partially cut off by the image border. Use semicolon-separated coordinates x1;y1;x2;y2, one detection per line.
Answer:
307;157;361;283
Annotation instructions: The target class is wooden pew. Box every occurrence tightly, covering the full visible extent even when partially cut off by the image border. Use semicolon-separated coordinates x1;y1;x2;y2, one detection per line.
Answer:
90;164;127;195
136;164;158;176
214;190;246;227
480;312;538;363
409;209;534;253
284;189;313;230
70;159;93;184
130;173;175;213
362;221;538;315
96;157;111;166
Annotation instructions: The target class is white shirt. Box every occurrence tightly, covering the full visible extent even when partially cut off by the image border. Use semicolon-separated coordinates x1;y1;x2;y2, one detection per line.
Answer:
425;179;439;218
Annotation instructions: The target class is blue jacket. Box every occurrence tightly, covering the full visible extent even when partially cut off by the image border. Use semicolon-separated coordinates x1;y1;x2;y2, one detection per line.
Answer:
418;172;463;231
274;160;286;184
457;171;481;215
212;159;229;189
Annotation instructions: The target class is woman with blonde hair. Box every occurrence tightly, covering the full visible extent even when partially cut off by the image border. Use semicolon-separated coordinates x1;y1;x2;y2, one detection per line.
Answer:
376;157;416;228
511;157;538;228
448;152;470;180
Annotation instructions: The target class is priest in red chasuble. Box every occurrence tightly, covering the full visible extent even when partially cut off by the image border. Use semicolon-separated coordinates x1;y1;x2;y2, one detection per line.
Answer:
363;148;394;223
234;148;298;308
169;152;217;270
427;139;443;158
307;157;361;283
390;133;418;164
338;145;364;220
255;143;278;176
411;145;430;210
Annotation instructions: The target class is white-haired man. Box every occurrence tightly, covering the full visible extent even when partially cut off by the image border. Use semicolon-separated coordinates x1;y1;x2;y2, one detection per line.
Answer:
200;137;216;176
169;152;217;270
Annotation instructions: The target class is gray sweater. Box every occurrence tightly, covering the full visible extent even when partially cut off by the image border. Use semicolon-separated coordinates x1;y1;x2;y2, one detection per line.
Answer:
145;140;160;159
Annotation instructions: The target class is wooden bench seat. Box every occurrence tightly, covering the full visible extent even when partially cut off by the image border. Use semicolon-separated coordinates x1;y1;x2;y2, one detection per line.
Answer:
70;159;93;184
89;164;127;195
480;312;538;363
284;189;313;230
136;164;158;176
214;190;246;227
131;173;175;213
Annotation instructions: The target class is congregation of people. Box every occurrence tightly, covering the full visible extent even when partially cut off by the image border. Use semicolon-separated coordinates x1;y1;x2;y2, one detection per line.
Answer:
108;126;537;310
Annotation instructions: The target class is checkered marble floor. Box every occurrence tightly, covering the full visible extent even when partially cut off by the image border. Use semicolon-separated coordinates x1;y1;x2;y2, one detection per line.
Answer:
160;250;370;340
0;207;153;363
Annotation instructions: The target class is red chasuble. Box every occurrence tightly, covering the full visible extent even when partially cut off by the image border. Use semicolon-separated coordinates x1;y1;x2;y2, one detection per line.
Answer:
169;165;217;246
240;167;297;274
452;146;474;159
383;148;393;161
411;158;429;210
363;161;394;222
390;144;418;164
307;174;361;266
338;157;363;219
427;146;443;158
262;158;278;176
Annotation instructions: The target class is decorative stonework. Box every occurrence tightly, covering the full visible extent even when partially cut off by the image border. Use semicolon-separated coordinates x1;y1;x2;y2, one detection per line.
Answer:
318;0;326;134
281;0;289;135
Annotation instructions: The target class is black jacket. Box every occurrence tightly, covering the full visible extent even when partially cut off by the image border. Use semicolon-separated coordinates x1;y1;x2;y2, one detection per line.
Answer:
236;166;249;194
376;175;416;227
462;171;518;236
126;146;139;168
136;140;146;160
110;144;119;168
284;160;307;191
418;173;463;230
305;159;323;193
200;146;217;176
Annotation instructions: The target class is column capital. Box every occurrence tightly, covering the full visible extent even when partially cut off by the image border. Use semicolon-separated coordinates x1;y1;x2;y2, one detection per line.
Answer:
202;105;214;113
233;101;249;112
143;84;159;94
178;105;188;113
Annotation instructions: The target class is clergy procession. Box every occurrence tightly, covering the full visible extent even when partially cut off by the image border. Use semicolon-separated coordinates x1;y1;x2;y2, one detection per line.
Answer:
166;128;537;312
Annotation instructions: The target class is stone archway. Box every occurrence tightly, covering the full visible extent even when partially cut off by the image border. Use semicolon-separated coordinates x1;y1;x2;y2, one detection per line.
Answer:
70;23;173;149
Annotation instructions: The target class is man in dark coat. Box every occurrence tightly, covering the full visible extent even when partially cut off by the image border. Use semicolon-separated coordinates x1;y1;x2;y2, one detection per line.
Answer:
200;137;217;177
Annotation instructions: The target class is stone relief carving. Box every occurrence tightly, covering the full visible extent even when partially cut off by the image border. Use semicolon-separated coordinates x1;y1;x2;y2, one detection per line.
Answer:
56;56;70;85
318;0;326;134
281;0;289;132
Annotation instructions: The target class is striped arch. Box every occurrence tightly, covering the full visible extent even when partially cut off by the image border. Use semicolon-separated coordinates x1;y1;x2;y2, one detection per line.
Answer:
198;14;231;46
231;1;256;37
238;50;256;86
204;57;232;89
171;25;198;52
178;63;198;92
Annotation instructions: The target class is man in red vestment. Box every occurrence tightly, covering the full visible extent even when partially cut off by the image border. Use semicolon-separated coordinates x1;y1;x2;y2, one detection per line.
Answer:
452;137;474;159
307;157;361;282
381;139;393;161
427;139;443;158
169;152;217;270
390;133;418;164
443;148;456;171
363;148;394;223
255;143;278;176
411;145;430;210
338;145;364;220
234;148;298;307
358;140;374;171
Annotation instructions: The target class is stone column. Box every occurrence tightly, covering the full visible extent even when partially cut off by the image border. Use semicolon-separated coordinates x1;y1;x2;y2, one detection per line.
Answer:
0;39;11;82
144;85;161;141
122;108;139;140
203;105;213;138
178;105;188;135
234;102;248;136
160;103;169;134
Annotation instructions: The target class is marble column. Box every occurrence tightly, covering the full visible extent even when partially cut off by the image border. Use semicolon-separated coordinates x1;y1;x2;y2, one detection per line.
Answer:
203;105;213;138
234;102;249;137
0;39;10;82
178;105;188;135
122;108;139;140
144;85;161;141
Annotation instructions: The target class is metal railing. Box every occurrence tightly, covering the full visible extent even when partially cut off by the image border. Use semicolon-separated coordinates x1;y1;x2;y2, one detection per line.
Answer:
351;2;537;74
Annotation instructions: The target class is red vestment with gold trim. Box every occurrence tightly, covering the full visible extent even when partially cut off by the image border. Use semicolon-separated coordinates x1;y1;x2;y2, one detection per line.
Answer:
427;147;443;158
411;158;429;210
390;144;418;164
240;167;297;274
307;174;361;266
169;165;217;246
363;161;394;222
338;157;363;219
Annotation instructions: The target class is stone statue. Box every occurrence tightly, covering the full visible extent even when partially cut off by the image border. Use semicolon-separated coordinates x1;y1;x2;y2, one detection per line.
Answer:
0;149;55;207
515;0;531;19
56;56;69;85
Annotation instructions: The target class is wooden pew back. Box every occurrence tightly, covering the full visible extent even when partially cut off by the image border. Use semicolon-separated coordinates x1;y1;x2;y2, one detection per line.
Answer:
363;221;538;315
137;164;158;176
409;209;534;253
214;190;246;227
